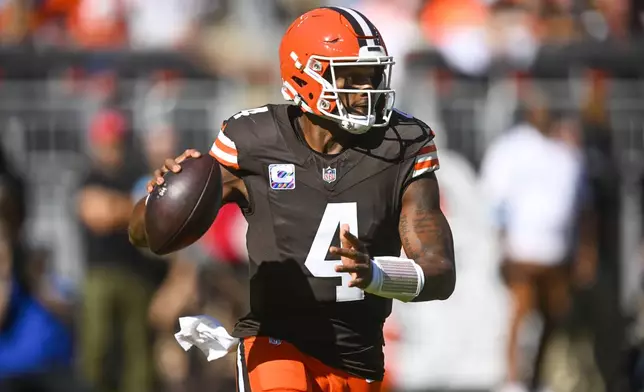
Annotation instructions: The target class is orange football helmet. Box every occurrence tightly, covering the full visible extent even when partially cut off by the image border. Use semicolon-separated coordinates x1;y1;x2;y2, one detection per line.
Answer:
279;7;395;134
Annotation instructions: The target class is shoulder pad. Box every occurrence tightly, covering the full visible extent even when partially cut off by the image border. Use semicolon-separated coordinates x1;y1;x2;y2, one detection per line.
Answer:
209;104;283;173
221;104;276;137
388;109;436;160
390;110;440;181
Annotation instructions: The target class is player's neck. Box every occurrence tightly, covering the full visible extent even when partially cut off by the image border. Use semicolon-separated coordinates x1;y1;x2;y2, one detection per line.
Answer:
298;113;352;155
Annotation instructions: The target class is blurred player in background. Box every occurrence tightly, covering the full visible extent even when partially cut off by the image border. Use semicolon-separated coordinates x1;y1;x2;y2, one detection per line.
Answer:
0;146;77;391
129;7;455;392
77;109;162;392
480;86;595;392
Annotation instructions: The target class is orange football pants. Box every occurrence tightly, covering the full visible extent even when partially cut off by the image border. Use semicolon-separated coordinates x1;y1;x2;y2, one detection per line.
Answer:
236;336;382;392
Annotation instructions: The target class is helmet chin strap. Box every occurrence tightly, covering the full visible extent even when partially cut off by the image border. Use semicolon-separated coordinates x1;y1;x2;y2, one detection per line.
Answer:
340;115;374;134
335;99;374;134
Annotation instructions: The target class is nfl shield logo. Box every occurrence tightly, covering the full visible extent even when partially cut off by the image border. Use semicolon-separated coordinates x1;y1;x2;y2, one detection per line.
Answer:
322;166;336;183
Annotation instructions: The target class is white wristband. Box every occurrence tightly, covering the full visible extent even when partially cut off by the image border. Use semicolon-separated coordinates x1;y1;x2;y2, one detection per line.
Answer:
364;256;425;302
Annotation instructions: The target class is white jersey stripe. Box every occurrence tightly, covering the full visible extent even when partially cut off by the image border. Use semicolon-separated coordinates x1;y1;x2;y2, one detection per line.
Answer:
217;132;237;150
415;152;439;164
236;345;245;392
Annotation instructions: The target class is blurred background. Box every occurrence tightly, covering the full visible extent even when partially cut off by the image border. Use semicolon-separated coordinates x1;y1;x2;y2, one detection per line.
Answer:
0;0;644;391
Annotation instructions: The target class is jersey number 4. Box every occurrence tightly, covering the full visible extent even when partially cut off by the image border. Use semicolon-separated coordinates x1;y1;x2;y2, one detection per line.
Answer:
304;202;365;302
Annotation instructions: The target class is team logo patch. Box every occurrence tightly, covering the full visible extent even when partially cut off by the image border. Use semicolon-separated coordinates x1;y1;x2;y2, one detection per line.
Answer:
269;164;296;190
268;337;282;346
322;166;336;183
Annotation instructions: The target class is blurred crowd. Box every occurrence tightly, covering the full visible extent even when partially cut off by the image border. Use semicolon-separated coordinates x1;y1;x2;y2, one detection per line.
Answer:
1;1;644;392
0;0;642;81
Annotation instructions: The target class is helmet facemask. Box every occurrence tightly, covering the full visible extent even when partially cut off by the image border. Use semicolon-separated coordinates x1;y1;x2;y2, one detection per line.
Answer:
283;46;396;135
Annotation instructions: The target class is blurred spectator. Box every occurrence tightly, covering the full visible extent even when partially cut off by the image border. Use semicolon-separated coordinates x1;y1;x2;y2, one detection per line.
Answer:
420;0;493;77
536;0;580;45
0;147;78;390
196;0;290;86
126;0;212;50
594;0;631;40
572;69;632;392
480;86;594;392
66;0;128;49
420;0;541;76
76;108;157;392
353;0;425;90
0;0;30;44
422;1;543;167
630;0;644;36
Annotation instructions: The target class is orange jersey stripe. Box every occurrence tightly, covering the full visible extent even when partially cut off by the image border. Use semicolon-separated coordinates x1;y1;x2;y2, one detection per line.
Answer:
214;137;237;157
209;150;240;170
414;158;439;171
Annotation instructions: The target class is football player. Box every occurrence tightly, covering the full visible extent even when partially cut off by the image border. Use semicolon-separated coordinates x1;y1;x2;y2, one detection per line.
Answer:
129;7;455;392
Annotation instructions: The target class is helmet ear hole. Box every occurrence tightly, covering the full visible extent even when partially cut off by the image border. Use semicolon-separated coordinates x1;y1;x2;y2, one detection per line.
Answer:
292;76;308;87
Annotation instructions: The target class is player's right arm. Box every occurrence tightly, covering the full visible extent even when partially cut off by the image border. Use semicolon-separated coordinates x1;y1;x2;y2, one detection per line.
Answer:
128;149;247;248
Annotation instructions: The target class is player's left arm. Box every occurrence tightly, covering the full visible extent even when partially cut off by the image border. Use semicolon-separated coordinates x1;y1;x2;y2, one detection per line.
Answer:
331;171;455;303
399;172;455;302
330;123;454;302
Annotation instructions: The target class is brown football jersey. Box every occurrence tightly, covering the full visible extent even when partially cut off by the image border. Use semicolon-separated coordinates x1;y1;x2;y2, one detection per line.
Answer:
209;104;439;380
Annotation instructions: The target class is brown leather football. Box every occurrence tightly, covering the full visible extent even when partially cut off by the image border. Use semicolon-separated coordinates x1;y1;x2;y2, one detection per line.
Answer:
144;155;222;255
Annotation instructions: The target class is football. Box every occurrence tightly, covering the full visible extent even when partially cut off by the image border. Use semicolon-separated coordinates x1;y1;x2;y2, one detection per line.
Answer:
145;155;222;255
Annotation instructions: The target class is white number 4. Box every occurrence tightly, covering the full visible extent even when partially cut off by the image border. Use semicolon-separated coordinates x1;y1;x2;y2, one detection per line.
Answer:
304;203;364;302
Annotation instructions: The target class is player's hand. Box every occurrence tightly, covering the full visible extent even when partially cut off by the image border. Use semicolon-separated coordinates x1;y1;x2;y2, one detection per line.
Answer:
146;149;202;193
329;224;372;289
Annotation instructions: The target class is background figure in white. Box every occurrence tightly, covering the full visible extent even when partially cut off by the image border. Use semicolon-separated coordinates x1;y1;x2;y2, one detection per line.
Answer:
480;88;595;392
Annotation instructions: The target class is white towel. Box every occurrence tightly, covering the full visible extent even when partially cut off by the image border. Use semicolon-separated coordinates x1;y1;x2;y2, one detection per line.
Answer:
174;315;239;361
